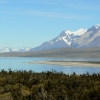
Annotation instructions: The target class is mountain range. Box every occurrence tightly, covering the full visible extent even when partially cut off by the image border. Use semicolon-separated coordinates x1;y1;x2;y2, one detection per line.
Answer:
31;24;100;51
0;47;31;53
0;24;100;53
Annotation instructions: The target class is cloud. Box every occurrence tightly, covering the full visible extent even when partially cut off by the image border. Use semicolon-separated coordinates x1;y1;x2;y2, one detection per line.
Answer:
26;10;99;20
62;1;100;11
0;0;100;20
30;1;100;11
1;9;100;20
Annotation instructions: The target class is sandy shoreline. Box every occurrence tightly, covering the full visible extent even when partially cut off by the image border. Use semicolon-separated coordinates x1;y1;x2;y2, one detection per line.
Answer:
27;61;100;67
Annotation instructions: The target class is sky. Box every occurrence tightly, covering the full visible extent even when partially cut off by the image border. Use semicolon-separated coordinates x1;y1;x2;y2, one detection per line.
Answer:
0;0;100;48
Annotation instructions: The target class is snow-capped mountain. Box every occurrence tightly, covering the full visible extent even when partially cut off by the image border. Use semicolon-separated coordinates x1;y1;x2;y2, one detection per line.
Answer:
0;47;31;53
1;24;100;53
73;24;100;48
31;24;100;51
31;29;87;51
0;47;12;53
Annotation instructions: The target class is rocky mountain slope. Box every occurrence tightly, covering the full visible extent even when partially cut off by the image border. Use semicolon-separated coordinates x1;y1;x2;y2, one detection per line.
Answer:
31;29;86;51
31;24;100;51
73;24;100;48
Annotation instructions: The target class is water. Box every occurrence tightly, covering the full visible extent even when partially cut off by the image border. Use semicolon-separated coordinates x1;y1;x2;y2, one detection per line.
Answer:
0;57;100;74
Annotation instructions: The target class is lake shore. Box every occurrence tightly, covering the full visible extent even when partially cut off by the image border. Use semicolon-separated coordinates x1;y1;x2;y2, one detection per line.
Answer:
27;60;100;67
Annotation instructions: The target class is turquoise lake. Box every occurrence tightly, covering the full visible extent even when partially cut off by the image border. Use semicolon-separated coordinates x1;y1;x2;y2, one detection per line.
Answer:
0;57;100;74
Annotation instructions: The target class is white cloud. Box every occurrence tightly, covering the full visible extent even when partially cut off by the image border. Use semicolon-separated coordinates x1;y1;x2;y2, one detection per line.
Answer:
1;9;100;20
26;10;100;20
62;1;100;11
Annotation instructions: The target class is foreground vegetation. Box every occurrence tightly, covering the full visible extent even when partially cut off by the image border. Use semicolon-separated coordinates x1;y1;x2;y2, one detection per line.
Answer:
0;70;100;100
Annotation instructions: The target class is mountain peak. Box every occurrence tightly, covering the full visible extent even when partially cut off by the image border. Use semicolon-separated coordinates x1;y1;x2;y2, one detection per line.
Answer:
65;28;87;36
59;28;87;37
95;24;100;29
65;30;72;34
1;24;100;53
87;24;100;32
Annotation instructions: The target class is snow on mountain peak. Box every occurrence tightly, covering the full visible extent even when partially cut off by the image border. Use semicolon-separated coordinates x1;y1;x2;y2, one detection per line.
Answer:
0;47;31;53
95;24;100;29
65;28;87;35
65;30;72;34
74;28;87;35
60;29;86;37
22;47;31;51
58;28;87;46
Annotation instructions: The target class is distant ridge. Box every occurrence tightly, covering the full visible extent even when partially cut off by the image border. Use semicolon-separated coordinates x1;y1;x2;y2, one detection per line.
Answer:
0;47;100;58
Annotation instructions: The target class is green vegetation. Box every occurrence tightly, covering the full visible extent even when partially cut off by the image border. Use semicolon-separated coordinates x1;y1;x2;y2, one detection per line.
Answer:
0;69;100;100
